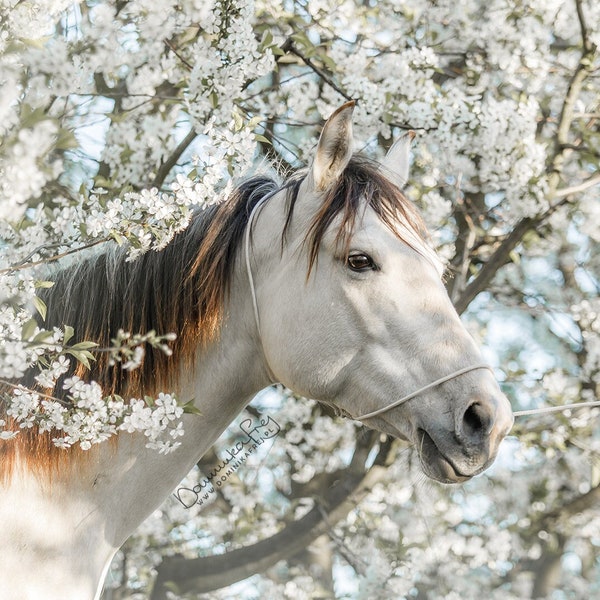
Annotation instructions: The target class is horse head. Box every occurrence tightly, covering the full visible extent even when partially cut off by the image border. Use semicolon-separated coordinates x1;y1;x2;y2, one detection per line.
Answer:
250;102;514;483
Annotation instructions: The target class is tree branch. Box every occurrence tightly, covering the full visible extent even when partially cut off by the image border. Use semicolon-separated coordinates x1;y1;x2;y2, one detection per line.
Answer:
553;173;600;199
151;128;198;189
539;483;600;527
446;189;482;304
0;237;110;275
501;482;600;594
453;216;533;314
150;464;386;599
547;0;596;190
453;0;597;314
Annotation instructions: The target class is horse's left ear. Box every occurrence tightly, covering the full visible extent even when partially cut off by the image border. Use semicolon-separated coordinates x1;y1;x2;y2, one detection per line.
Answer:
311;101;355;192
381;130;416;189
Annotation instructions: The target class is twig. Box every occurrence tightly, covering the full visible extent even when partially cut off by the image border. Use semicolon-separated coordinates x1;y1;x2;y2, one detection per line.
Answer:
281;39;354;103
315;504;369;577
0;380;69;406
163;39;193;71
9;242;63;267
559;143;600;157
554;173;600;199
0;237;110;275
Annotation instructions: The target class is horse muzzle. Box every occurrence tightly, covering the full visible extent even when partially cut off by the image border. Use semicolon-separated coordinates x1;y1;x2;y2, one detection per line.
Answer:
416;394;514;484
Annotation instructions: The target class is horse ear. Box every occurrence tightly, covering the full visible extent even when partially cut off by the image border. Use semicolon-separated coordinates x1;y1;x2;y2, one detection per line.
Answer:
311;101;355;191
381;130;416;189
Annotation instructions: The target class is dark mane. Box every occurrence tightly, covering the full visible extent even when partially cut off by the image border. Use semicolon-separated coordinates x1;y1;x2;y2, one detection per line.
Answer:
43;176;280;399
2;156;428;473
2;175;278;473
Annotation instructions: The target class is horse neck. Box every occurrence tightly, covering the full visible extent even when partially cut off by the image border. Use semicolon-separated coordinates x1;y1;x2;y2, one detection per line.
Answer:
0;266;270;600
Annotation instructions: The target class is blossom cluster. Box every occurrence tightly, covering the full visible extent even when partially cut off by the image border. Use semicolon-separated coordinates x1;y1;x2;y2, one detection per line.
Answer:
1;381;184;454
0;316;186;451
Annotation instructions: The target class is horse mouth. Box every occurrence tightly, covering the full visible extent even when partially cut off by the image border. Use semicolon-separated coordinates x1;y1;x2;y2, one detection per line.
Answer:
416;429;472;484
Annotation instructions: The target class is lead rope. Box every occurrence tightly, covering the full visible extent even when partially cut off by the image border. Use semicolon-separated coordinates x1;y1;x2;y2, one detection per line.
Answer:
244;191;280;384
244;195;599;421
513;401;600;417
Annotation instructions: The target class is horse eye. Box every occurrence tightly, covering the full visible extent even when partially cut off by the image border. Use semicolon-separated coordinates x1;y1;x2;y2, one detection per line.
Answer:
347;253;376;272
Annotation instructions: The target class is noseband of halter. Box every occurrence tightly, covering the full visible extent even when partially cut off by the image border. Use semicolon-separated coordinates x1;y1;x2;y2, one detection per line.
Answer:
243;191;494;421
352;364;493;420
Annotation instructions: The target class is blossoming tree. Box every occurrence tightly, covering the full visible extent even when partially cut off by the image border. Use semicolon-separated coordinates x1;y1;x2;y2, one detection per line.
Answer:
1;0;599;598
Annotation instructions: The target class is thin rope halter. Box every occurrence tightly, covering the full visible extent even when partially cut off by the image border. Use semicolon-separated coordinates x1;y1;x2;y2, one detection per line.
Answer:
243;190;600;421
244;190;280;384
353;364;493;421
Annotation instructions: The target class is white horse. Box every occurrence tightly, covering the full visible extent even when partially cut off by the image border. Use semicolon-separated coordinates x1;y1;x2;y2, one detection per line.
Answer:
0;102;513;599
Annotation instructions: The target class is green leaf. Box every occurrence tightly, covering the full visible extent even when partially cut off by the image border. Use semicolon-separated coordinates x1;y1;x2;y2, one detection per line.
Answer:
247;115;263;129
55;128;78;151
232;109;244;132
320;54;337;71
66;349;95;369
592;461;600;488
255;134;272;145
32;330;55;344
33;296;47;321
70;341;99;351
181;399;202;416
20;104;48;128
63;325;74;345
34;280;55;289
20;36;51;49
21;318;38;341
261;30;274;50
291;31;312;50
110;231;125;246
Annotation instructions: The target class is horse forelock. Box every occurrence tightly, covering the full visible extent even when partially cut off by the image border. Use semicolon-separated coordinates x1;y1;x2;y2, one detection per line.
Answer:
2;175;279;475
286;156;434;272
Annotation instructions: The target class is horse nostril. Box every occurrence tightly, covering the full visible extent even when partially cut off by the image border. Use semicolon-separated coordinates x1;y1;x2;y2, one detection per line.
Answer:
461;400;495;440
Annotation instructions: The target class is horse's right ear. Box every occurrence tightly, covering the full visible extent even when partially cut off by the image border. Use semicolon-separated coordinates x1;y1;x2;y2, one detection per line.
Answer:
310;101;355;192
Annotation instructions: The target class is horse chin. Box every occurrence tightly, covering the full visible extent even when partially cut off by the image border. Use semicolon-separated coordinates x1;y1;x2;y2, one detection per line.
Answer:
360;417;493;484
416;429;472;484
